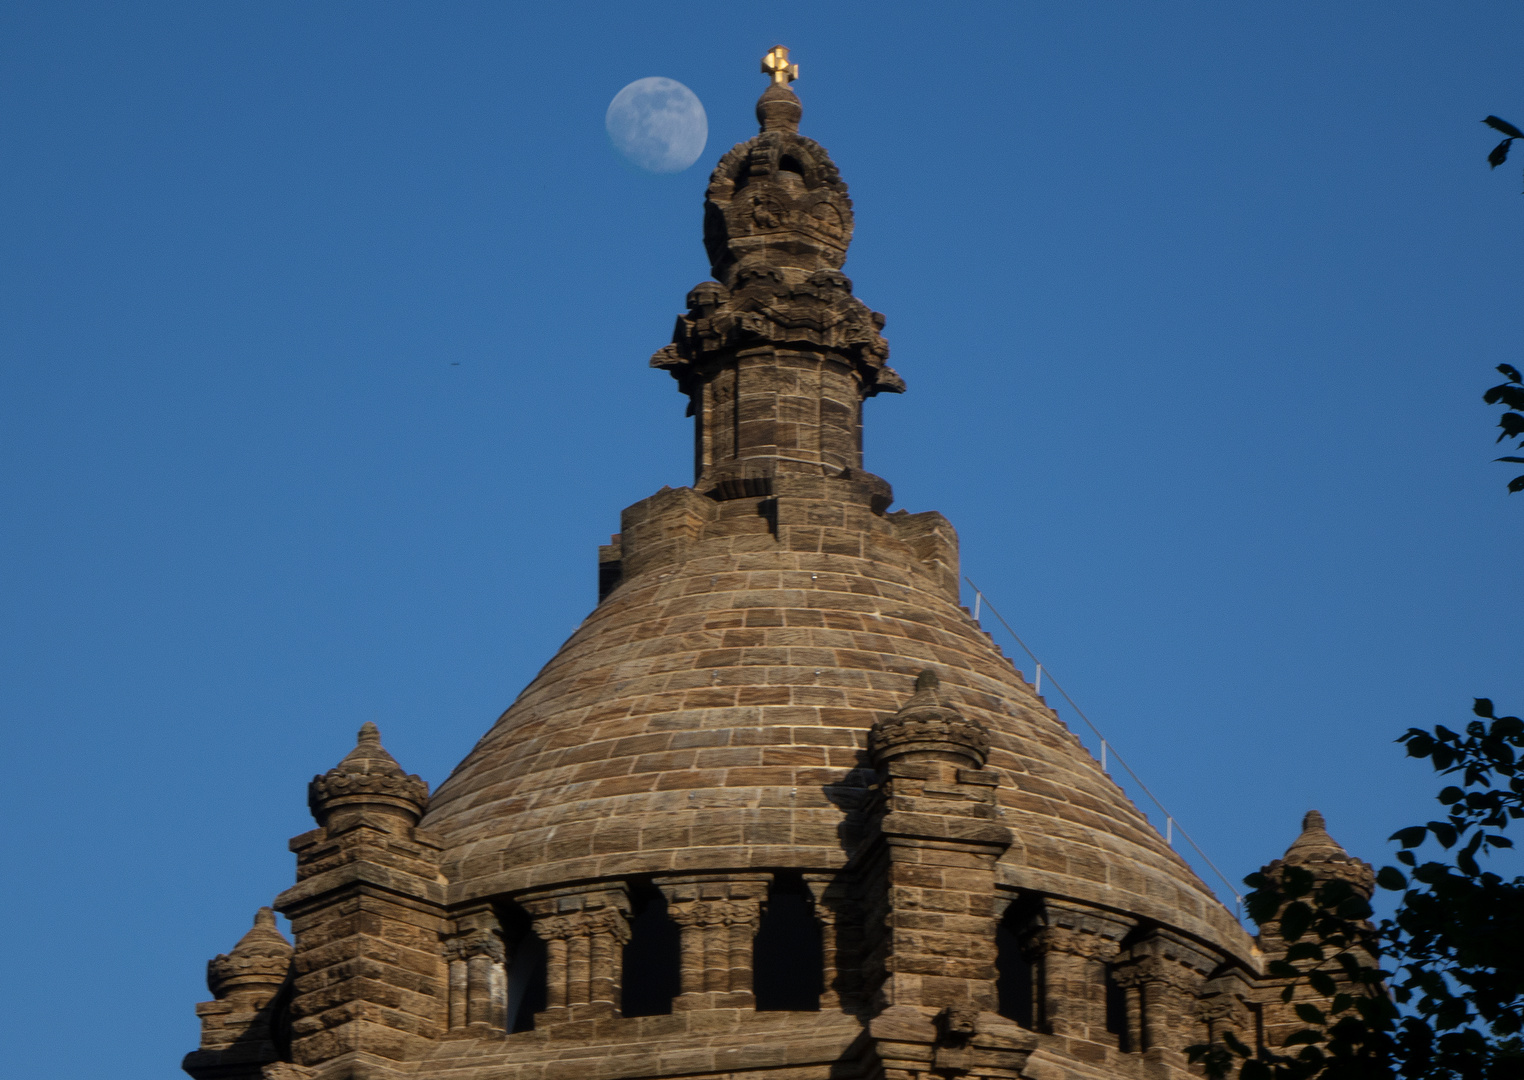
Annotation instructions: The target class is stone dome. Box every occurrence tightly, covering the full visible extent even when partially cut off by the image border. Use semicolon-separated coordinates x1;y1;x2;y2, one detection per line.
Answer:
185;50;1317;1080
421;481;1248;957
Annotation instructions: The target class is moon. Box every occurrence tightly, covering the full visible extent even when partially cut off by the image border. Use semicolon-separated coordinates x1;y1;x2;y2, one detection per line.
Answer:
605;77;708;174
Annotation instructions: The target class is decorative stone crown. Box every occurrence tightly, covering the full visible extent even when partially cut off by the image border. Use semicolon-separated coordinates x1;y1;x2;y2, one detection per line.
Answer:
206;908;292;999
1260;809;1375;897
869;670;991;768
651;267;902;402
307;721;429;826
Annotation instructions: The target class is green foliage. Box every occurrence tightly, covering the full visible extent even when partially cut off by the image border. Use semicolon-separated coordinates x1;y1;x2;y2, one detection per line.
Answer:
1484;116;1524;187
1188;702;1524;1080
1485;364;1524;493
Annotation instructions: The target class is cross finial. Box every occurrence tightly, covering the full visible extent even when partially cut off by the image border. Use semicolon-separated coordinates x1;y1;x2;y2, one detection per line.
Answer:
761;45;798;87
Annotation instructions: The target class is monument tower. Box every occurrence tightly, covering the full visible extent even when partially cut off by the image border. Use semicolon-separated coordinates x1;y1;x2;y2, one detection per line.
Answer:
184;49;1369;1080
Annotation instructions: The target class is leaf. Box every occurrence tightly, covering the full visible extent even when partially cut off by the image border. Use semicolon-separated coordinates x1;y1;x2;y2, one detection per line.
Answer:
1393;826;1429;848
1309;971;1338;997
1475;699;1495;718
1428;821;1458;848
1439;785;1465;804
1377;865;1408;890
1491;138;1516;168
1483;115;1524;139
1501;363;1524;383
1509;475;1524;493
1496;457;1524;464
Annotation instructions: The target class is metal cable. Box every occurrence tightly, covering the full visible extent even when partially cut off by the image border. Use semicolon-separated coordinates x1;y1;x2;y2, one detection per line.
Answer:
964;575;1246;917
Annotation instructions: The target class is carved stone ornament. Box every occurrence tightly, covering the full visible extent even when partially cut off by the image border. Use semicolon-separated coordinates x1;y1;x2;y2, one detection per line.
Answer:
307;721;429;824
1260;809;1376;896
533;908;632;945
260;1064;316;1080
869;670;991;768
649;80;905;408
206;908;293;999
666;899;762;931
931;1004;981;1075
444;928;506;964
1025;925;1124;963
934;1004;980;1044
1109;954;1207;995
651;267;903;404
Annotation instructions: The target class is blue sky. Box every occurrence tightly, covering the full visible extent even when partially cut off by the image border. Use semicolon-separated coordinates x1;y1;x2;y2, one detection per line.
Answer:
3;3;1522;1075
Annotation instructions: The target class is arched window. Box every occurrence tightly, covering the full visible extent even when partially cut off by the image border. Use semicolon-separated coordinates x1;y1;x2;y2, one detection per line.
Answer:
752;874;823;1010
995;916;1034;1028
621;887;681;1017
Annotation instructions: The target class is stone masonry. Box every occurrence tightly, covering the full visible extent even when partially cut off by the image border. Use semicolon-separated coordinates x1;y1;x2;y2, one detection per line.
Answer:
185;46;1373;1080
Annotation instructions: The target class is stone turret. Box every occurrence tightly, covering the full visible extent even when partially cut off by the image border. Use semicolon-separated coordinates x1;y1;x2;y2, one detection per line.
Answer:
1252;810;1377;1052
277;724;448;1080
185;908;295;1079
307;721;429;831
650;50;903;502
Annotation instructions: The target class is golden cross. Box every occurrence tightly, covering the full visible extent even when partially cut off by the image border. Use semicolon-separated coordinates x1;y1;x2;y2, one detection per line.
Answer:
761;45;799;86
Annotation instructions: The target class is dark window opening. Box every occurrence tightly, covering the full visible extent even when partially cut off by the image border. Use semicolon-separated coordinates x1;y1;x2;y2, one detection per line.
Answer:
498;902;544;1033
505;931;545;1032
995;919;1034;1028
621;887;681;1017
753;874;823;1010
1105;966;1129;1050
778;154;805;177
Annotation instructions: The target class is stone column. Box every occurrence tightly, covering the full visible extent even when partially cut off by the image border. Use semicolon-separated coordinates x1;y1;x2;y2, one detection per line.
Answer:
804;874;855;1011
1015;900;1133;1044
520;885;631;1023
656;874;769;1011
1197;970;1256;1055
442;905;507;1036
1109;931;1216;1061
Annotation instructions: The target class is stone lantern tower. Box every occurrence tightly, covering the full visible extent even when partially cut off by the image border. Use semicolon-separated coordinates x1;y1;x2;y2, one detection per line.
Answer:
184;47;1360;1080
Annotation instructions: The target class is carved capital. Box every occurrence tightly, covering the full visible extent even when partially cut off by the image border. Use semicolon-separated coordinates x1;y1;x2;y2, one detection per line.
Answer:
666;898;761;931
534;908;631;945
444;928;505;964
1025;925;1123;963
1110;954;1206;995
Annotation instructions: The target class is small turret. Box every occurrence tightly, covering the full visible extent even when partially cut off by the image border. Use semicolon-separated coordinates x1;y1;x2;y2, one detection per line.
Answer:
1250;810;1378;1052
184;908;293;1080
277;722;449;1073
869;669;992;769
206;907;292;1002
307;721;429;832
1264;809;1375;898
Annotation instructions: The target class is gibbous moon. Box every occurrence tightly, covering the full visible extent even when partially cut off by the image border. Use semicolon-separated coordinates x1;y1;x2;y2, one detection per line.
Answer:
605;77;708;174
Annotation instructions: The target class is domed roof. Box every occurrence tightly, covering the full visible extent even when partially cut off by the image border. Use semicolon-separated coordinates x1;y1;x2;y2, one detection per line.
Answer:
420;62;1251;966
422;502;1247;958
